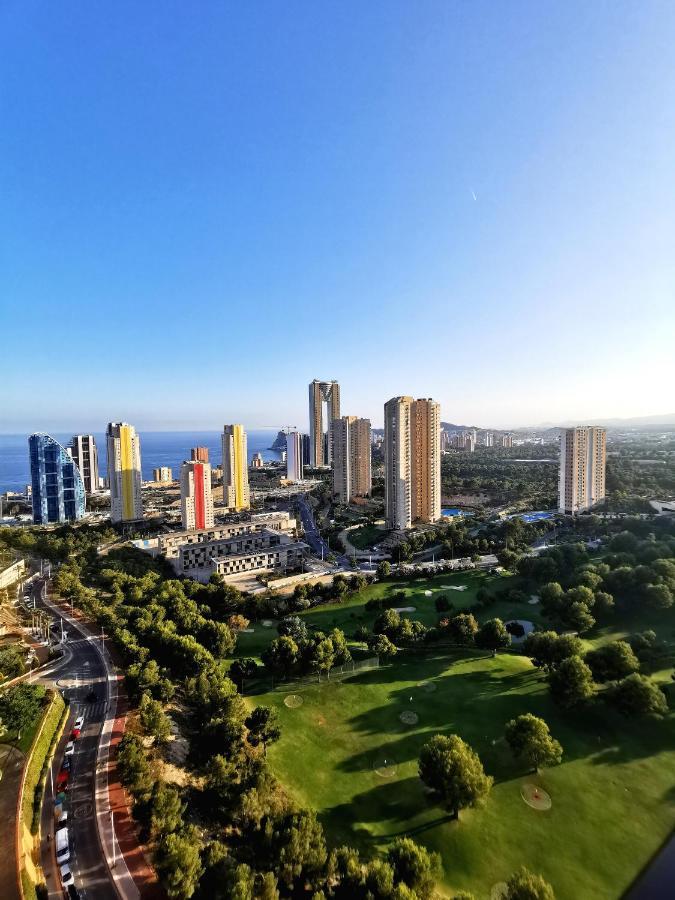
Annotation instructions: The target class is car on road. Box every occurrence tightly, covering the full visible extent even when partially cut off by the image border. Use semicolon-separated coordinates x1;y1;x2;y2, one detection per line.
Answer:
72;715;84;736
55;826;70;864
60;864;75;887
64;741;75;756
56;770;69;790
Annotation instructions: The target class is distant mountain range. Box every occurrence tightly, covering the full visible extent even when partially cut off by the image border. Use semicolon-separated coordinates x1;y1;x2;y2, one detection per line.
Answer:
518;414;675;431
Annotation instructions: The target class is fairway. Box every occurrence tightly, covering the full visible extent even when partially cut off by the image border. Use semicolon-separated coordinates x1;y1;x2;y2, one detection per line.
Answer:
255;649;675;899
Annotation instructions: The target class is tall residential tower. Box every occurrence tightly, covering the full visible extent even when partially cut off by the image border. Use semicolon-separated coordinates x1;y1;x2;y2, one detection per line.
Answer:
180;460;214;530
106;422;143;522
309;379;340;467
69;435;100;494
332;416;372;504
222;424;250;510
384;397;441;529
29;433;86;524
558;426;607;514
286;431;304;482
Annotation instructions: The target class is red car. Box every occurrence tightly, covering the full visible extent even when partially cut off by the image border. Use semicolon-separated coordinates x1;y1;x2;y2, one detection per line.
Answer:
56;770;69;791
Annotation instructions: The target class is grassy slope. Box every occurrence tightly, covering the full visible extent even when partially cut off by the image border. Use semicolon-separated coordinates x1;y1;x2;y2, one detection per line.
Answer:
238;570;675;899
347;525;387;550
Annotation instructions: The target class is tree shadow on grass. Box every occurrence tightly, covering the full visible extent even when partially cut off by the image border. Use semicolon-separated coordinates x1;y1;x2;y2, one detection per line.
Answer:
321;775;455;844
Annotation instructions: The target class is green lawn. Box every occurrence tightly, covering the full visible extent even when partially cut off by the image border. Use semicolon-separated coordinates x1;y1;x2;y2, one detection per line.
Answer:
231;569;539;664
254;649;675;899
347;525;388;550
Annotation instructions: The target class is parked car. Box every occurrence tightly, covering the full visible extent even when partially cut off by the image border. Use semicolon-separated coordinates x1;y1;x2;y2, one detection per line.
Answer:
60;863;75;887
64;741;75;756
56;770;69;790
55;827;70;864
61;757;72;772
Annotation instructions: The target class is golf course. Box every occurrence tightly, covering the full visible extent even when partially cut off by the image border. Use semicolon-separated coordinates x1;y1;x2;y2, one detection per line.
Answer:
240;568;675;898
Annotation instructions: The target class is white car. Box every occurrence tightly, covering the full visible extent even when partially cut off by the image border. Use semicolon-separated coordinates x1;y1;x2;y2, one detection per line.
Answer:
60;864;74;887
73;716;85;731
64;741;75;756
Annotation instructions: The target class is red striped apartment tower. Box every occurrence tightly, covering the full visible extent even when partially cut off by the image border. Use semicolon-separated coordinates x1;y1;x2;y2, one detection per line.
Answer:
180;459;214;530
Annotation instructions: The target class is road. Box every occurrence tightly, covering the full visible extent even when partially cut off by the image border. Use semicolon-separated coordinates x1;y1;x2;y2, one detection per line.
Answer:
30;579;121;900
31;578;118;900
294;496;340;564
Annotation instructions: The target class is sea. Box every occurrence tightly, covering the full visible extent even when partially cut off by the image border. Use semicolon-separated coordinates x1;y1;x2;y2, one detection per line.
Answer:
0;431;284;494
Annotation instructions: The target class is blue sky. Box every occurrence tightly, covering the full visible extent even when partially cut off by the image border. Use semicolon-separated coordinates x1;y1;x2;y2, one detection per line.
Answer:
1;1;674;431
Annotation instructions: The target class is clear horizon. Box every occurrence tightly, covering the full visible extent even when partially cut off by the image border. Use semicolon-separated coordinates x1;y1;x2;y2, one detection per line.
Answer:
2;2;674;430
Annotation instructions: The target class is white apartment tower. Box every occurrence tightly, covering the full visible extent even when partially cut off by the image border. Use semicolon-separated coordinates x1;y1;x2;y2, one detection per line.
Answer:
69;435;100;493
180;460;214;530
332;416;372;504
106;422;143;523
309;379;340;467
559;426;607;514
384;397;441;529
286;432;304;482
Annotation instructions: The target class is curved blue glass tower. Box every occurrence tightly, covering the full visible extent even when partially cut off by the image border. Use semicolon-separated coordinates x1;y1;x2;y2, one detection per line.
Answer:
29;433;86;524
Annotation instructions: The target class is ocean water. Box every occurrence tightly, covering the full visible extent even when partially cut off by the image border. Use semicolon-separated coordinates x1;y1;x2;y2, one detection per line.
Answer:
0;430;283;493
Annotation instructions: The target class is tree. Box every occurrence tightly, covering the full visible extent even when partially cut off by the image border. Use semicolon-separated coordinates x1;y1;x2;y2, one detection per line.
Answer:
0;645;26;680
504;714;562;772
593;591;615;615
475;618;511;653
155;825;204;899
328;628;352;667
373;608;401;636
230;658;258;693
308;638;335;681
643;583;673;610
261;636;298;681
139;692;171;744
117;733;154;797
0;683;43;737
244;706;281;755
607;673;668;717
524;632;583;672
386;837;441;899
148;780;184;838
368;633;398;661
277;616;308;643
548;656;594;708
504;866;555;900
276;811;327;891
227;614;250;632
585;641;639;683
376;560;391;579
435;595;452;613
447;614;479;645
497;549;521;572
418;734;493;818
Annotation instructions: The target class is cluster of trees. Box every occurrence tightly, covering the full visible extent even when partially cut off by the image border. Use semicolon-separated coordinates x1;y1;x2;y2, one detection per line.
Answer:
521;629;669;715
441;445;558;507
0;643;28;680
419;715;563;819
261;617;352;683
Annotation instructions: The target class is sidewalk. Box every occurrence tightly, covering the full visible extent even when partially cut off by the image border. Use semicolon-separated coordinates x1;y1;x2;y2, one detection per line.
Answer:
42;595;160;899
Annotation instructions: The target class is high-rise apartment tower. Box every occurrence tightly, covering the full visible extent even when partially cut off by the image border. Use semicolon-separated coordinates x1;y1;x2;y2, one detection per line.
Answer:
29;433;86;524
69;435;100;494
106;422;143;522
286;432;304;482
384;397;441;529
558;426;607;514
309;379;340;467
180;460;214;530
222;424;250;510
332;416;372;504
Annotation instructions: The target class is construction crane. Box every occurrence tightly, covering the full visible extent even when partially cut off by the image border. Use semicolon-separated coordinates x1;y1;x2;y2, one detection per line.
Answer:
261;425;298;434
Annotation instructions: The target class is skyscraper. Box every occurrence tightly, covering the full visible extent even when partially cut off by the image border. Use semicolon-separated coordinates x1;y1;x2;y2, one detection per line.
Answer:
180;460;214;530
384;397;441;529
332;416;372;504
309;379;340;467
191;446;209;462
69;435;100;494
558;426;607;514
29;433;86;524
222;424;250;510
106;422;143;522
286;431;304;482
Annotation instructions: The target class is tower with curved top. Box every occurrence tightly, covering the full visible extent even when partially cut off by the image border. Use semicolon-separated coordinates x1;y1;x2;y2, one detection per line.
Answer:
29;433;86;524
309;379;340;467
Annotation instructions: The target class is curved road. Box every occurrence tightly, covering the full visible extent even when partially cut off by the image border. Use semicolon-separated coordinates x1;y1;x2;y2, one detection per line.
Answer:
30;578;134;900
